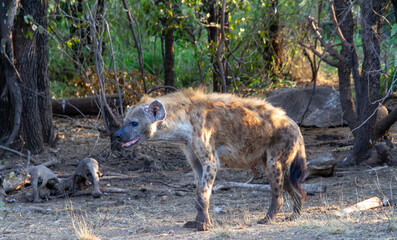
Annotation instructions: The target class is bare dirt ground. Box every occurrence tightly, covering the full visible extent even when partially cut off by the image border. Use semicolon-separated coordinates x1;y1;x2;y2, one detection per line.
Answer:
1;115;397;240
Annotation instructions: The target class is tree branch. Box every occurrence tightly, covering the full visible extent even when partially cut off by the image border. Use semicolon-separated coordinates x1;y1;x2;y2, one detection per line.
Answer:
307;16;348;65
0;145;38;165
299;42;340;67
329;0;352;49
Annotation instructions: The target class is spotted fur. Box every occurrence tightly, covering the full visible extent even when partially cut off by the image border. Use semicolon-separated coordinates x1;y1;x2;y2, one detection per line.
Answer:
115;89;307;231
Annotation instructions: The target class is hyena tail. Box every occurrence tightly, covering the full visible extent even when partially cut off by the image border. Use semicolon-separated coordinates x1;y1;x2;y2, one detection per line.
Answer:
289;148;308;201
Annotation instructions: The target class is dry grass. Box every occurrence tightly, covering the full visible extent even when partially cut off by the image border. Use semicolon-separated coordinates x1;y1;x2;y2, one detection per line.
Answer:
66;201;100;240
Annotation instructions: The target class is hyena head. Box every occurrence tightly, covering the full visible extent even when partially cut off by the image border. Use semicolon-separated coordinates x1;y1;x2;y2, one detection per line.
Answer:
114;100;166;147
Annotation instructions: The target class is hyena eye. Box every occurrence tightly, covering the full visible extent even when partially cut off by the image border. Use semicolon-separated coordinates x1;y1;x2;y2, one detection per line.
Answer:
130;121;139;127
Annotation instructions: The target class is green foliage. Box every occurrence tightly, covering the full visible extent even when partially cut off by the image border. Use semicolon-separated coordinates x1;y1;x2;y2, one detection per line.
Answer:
47;0;395;98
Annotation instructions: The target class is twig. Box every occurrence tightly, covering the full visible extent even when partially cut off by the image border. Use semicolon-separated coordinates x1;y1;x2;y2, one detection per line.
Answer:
307;16;348;64
104;19;124;118
299;42;339;67
213;182;326;194
100;187;131;193
120;0;147;93
329;0;352;49
0;146;38;165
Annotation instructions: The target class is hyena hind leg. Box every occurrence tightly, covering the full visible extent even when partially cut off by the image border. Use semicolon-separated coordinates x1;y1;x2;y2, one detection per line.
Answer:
258;155;284;224
283;177;303;221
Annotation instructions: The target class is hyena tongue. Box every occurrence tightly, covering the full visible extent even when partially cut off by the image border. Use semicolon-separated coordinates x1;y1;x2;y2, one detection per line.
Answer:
122;137;140;147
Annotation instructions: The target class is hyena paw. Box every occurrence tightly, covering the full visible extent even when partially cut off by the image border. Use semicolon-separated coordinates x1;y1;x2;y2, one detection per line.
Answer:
257;216;272;224
197;221;211;231
183;220;211;231
183;221;198;229
33;199;43;203
285;213;300;221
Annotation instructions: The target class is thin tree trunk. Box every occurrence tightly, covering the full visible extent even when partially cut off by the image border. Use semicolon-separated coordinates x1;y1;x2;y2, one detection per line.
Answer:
120;0;147;94
260;0;283;78
0;0;22;150
206;0;222;92
163;28;175;87
36;0;54;144
334;0;358;131
89;0;121;150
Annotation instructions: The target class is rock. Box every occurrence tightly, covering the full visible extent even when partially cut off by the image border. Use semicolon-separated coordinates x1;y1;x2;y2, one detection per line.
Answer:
214;205;227;214
267;87;345;127
175;191;187;197
307;151;336;178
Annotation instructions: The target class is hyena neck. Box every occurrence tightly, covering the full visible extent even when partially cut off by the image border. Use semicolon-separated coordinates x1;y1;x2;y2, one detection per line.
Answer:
150;119;193;144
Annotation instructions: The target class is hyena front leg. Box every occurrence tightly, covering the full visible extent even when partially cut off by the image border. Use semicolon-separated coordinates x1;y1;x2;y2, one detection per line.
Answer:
184;141;217;231
183;144;204;229
258;151;284;224
194;160;217;231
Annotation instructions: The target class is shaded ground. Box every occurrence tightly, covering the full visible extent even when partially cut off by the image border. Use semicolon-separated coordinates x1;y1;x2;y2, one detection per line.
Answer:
1;116;397;240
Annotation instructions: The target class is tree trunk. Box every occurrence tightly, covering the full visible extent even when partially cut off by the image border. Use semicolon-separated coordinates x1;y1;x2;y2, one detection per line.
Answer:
334;0;358;131
163;22;175;87
13;1;44;153
350;1;386;163
205;0;222;92
0;0;53;154
36;0;54;144
260;0;283;78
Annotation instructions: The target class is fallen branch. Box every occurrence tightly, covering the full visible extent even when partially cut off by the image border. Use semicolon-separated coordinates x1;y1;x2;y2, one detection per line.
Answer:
332;196;382;217
0;146;39;165
100;187;131;194
100;175;134;181
41;159;60;168
11;205;53;214
336;165;389;175
213;182;326;194
52;94;124;116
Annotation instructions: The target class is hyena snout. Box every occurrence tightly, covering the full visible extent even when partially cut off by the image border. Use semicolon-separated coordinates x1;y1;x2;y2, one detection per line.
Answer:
113;126;141;147
114;127;128;142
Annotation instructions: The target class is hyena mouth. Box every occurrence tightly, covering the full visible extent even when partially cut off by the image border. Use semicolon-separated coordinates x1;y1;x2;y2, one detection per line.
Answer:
122;136;140;147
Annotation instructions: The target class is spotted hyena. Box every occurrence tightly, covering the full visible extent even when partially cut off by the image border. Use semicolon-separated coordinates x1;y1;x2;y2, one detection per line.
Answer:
114;89;307;231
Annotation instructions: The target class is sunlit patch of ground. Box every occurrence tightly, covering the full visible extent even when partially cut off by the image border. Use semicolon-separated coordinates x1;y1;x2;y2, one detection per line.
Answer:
1;116;396;239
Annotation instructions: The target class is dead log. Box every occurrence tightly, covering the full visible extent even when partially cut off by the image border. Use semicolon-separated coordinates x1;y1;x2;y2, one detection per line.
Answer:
3;175;30;193
2;160;59;193
52;94;124;116
213;182;326;194
332;196;383;217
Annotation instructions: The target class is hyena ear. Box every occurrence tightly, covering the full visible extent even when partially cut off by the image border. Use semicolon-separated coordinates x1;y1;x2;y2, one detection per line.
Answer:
146;100;166;121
